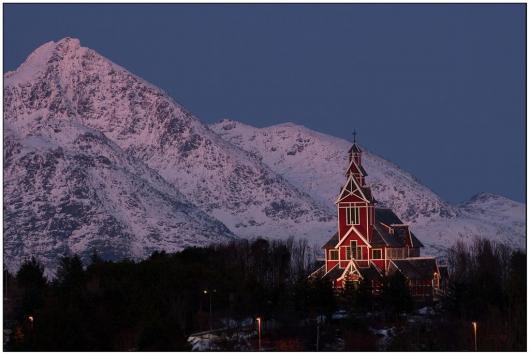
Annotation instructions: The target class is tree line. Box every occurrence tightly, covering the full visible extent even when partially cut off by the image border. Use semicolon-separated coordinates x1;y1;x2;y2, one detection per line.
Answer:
3;237;526;351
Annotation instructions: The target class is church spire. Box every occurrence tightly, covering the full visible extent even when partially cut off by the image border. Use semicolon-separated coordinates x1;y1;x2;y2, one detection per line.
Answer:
346;129;366;183
348;129;362;155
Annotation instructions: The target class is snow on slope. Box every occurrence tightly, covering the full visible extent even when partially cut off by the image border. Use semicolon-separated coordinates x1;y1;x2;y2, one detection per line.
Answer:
4;38;335;261
210;119;526;255
4;118;235;274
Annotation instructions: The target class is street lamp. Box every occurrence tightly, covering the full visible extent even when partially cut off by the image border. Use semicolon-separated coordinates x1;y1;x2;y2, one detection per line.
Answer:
472;321;478;351
316;318;321;351
256;317;262;351
203;289;216;332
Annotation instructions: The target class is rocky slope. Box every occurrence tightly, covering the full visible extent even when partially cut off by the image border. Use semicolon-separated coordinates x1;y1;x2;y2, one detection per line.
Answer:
210;120;526;255
4;118;237;274
4;38;335;272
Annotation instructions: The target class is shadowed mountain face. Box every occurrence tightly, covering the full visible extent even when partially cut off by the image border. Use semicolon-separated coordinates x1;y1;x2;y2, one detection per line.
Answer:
210;120;525;255
3;38;524;273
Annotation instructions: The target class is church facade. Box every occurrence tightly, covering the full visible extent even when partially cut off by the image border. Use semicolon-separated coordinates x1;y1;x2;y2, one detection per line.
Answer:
311;135;442;299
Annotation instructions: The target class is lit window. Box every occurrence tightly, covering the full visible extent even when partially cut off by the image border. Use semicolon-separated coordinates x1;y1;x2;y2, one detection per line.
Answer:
346;207;360;225
345;247;351;260
372;249;382;259
350;241;363;259
329;249;339;260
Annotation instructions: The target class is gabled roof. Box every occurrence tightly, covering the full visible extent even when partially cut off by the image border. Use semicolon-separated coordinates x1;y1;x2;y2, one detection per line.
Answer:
322;264;343;281
335;225;372;248
409;231;424;248
375;208;404;225
361;187;374;202
308;260;326;278
354;261;383;281
335;174;371;203
372;223;404;247
390;258;438;280
322;232;339;249
338;260;361;281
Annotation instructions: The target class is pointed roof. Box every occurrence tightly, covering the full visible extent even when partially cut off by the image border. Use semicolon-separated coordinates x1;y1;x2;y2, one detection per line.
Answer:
335;225;372;248
335;174;372;203
322;232;339;249
322;264;343;281
375;208;404;225
354;261;383;281
346;158;368;177
390;258;438;280
348;142;362;154
349;130;362;153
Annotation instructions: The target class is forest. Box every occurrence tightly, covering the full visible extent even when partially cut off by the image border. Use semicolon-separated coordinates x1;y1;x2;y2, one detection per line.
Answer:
3;237;526;351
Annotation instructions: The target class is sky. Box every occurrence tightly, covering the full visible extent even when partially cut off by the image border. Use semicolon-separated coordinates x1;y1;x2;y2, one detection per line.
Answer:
4;4;526;203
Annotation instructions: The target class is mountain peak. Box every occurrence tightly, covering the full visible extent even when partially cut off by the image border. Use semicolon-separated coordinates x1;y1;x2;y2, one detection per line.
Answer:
4;37;84;86
55;36;82;52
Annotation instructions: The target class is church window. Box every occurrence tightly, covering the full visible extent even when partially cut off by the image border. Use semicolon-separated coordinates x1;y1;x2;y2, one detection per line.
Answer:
357;246;363;259
372;249;382;259
346;207;360;225
350;241;363;259
329;249;339;260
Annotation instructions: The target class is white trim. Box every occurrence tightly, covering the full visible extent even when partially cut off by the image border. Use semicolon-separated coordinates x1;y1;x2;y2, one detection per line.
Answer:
334;174;369;204
337;260;363;281
335;225;372;249
372;248;383;260
345;158;366;178
369;261;384;277
328;249;339;261
345;206;360;225
308;264;326;279
322;263;340;278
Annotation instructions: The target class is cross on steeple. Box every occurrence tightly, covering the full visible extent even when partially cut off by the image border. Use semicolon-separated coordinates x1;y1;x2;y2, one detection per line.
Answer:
352;130;357;143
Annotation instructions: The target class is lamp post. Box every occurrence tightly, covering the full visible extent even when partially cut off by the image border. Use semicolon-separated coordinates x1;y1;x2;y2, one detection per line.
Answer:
256;317;262;351
203;289;216;332
472;321;478;351
28;315;34;331
316;320;320;351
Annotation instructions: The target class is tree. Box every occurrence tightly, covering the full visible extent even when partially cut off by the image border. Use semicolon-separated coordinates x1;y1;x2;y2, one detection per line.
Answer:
309;277;336;320
341;279;358;316
16;257;47;316
382;272;412;316
55;255;85;290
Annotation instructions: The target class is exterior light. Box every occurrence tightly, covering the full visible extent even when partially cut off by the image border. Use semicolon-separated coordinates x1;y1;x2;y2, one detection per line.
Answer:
472;321;478;351
256;317;262;351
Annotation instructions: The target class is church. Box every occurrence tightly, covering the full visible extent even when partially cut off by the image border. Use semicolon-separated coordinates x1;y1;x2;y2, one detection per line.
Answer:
311;133;443;299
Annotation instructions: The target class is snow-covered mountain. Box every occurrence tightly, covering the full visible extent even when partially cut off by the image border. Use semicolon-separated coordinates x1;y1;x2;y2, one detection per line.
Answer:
4;116;236;274
210;120;526;255
4;38;334;272
4;38;524;272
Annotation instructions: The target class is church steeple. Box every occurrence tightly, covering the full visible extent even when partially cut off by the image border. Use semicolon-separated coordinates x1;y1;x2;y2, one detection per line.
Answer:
346;130;367;186
348;130;362;165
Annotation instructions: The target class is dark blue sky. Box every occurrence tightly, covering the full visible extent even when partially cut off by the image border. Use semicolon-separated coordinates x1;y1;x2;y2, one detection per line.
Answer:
4;4;526;203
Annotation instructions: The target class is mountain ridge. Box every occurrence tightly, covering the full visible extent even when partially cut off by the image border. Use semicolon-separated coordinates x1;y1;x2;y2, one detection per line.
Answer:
3;38;525;273
209;118;525;255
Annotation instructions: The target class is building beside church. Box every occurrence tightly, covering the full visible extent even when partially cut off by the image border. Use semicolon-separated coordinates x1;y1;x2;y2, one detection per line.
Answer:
311;134;442;299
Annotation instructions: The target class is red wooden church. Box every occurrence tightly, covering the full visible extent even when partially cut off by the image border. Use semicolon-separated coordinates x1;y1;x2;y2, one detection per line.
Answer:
311;133;442;299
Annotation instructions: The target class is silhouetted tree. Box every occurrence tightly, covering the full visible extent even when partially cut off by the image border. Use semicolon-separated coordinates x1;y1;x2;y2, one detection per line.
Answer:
382;272;412;316
16;257;47;317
